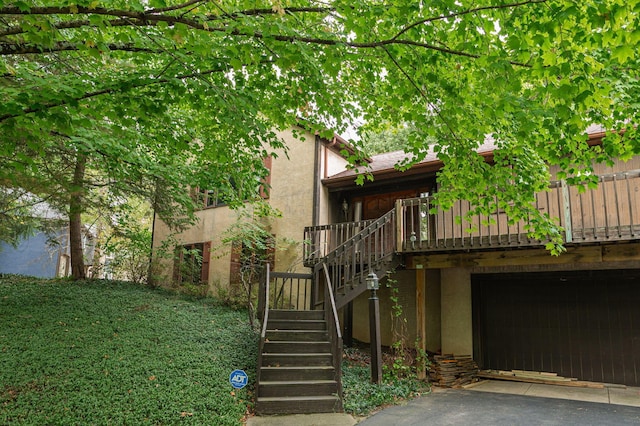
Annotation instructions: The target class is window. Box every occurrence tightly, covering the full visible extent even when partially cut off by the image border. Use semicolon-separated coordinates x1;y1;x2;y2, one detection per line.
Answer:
196;156;272;209
173;242;211;284
198;188;227;208
229;235;275;286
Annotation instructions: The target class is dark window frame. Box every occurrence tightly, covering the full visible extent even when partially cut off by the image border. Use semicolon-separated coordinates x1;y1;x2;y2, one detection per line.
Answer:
173;241;211;284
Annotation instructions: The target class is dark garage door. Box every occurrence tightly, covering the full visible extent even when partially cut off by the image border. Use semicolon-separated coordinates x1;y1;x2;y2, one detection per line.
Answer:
472;269;640;386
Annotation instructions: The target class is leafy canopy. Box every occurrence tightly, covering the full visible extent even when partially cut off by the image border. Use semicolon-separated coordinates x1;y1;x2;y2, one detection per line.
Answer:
1;0;640;251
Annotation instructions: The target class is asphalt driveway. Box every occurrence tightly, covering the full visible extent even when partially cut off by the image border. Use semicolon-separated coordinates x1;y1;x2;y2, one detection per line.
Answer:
359;388;640;426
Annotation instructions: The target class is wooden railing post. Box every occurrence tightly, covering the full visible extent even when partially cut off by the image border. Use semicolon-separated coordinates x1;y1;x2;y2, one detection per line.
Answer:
396;199;404;252
561;179;573;243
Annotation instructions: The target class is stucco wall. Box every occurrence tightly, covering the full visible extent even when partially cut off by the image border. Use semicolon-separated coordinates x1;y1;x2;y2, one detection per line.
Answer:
268;129;319;273
151;201;239;291
351;270;418;348
425;269;442;353
441;268;473;355
324;145;350;178
318;144;349;226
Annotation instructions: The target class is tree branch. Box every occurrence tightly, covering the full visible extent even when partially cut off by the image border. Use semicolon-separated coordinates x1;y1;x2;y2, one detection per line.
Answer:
209;6;333;19
0;17;149;38
391;0;548;40
0;6;331;37
0;60;274;123
0;41;159;55
381;46;460;142
147;0;205;14
0;5;531;67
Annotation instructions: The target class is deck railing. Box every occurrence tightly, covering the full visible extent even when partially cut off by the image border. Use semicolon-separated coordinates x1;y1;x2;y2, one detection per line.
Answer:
399;169;640;252
303;169;640;261
312;209;397;309
303;219;375;265
258;270;313;311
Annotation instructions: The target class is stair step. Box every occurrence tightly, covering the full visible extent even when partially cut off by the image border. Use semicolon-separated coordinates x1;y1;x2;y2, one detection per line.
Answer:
263;341;331;353
256;395;342;415
257;306;342;415
266;329;328;341
268;309;325;321
267;319;327;330
262;353;333;367
258;380;338;397
260;366;335;381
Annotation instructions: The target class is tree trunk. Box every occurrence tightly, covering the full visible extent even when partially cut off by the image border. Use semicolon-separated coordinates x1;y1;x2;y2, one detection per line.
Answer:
69;153;87;280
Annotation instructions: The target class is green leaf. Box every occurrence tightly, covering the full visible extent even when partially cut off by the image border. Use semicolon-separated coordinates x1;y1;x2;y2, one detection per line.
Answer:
612;44;635;63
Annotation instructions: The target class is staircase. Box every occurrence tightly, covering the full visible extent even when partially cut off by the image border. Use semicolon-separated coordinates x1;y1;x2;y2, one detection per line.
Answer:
314;208;401;310
256;309;342;414
255;210;399;415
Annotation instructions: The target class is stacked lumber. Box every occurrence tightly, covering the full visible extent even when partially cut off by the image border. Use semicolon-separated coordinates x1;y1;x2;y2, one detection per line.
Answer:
429;354;479;388
477;369;605;389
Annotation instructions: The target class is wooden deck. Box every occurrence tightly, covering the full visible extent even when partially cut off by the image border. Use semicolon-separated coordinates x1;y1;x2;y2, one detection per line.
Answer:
304;169;640;264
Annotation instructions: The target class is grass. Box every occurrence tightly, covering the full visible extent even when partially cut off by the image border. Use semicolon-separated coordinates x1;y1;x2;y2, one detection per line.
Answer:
0;276;429;424
0;276;257;425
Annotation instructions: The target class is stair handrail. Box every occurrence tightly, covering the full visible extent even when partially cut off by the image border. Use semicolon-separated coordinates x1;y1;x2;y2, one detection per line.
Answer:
313;209;397;307
321;262;343;401
256;263;271;398
260;263;271;340
322;263;342;340
324;208;396;264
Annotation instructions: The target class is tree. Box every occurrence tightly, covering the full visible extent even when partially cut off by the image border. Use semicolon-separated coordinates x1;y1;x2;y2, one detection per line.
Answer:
360;123;435;156
217;202;282;328
101;198;154;283
1;0;640;261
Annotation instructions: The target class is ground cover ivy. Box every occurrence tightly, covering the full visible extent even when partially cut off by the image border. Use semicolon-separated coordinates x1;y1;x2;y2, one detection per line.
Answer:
341;347;430;417
0;276;257;425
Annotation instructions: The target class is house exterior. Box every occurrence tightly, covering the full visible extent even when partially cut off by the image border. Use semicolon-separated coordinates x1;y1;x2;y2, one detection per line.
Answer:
0;229;71;278
0;204;97;278
308;129;640;388
154;127;640;388
150;127;352;294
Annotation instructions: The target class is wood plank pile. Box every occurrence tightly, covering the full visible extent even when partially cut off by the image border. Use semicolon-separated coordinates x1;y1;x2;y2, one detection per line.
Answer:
429;354;479;388
477;370;605;389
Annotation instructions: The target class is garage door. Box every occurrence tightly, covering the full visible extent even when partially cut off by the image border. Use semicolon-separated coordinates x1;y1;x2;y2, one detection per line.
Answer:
472;270;640;386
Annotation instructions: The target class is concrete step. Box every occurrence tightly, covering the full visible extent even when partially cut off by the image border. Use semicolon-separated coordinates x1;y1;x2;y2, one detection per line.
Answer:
258;380;338;397
262;352;333;367
260;366;335;381
256;395;343;415
263;340;332;354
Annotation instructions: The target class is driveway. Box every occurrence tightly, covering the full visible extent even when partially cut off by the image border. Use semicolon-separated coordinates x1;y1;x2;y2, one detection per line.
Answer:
358;388;640;426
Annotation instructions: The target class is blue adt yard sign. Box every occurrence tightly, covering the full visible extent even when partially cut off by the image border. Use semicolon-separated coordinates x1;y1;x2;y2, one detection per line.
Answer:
229;369;248;389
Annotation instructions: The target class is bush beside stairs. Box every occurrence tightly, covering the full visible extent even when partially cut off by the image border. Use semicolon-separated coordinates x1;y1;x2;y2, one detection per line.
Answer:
255;309;343;414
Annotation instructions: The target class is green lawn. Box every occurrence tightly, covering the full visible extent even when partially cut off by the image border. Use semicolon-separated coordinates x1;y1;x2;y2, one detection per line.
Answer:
0;276;256;425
